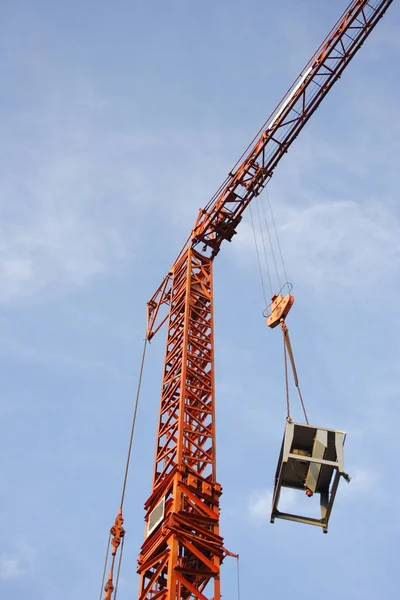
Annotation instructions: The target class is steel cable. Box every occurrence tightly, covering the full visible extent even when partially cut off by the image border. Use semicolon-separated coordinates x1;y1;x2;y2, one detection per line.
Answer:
99;336;148;600
236;556;241;600
260;192;281;289
113;535;125;600
282;321;309;424
255;197;273;297
249;204;268;306
266;188;289;285
283;331;291;421
99;533;112;600
120;337;148;508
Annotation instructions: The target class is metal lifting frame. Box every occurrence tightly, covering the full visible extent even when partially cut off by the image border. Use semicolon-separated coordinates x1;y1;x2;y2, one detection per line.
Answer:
137;2;393;600
270;421;349;533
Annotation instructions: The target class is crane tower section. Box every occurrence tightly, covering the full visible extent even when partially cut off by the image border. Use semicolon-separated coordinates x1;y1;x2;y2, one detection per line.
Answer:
139;249;221;600
136;2;393;600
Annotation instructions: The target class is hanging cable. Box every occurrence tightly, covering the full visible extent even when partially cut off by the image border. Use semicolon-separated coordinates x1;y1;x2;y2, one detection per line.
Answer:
266;188;289;284
249;204;268;306
281;320;309;424
296;383;309;425
103;511;125;599
120;337;148;508
223;548;241;600
260;192;281;289
255;197;273;297
100;336;148;600
99;533;112;600
283;332;291;422
113;535;125;600
236;555;241;600
283;324;309;424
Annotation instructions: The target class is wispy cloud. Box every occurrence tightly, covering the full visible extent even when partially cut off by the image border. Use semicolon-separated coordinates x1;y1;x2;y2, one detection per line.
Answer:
0;202;127;303
234;197;400;297
338;466;379;502
248;487;297;520
248;489;273;519
0;332;134;379
0;75;229;305
0;84;135;303
0;557;22;581
0;541;36;581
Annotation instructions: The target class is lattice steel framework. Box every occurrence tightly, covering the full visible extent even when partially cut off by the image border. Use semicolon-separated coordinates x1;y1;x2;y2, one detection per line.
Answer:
136;2;393;600
192;0;393;256
138;248;222;600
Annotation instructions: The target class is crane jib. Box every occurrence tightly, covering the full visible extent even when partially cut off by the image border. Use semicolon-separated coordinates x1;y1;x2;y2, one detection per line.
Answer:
191;0;393;256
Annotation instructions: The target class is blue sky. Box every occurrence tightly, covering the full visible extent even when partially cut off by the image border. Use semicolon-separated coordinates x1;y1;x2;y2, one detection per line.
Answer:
1;1;399;598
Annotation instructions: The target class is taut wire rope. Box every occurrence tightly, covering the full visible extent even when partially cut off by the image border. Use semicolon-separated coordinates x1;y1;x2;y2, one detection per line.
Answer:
236;555;241;600
99;533;112;600
113;535;125;600
283;329;291;422
281;321;309;424
260;192;281;289
266;188;289;284
120;337;148;508
100;336;148;600
249;204;268;306
255;197;273;297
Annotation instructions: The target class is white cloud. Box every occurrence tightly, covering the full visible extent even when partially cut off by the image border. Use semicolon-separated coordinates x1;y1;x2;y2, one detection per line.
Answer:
0;91;136;303
235;197;400;297
282;200;400;288
248;487;297;520
0;77;229;305
0;332;134;379
0;541;36;581
248;489;272;519
339;466;380;502
0;205;126;303
0;257;34;298
0;556;22;580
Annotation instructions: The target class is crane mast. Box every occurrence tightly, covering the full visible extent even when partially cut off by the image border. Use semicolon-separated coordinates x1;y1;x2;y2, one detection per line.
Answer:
129;2;393;600
139;249;219;600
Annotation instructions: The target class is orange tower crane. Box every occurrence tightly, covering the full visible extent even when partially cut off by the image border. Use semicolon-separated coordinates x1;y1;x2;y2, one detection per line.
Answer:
102;2;393;600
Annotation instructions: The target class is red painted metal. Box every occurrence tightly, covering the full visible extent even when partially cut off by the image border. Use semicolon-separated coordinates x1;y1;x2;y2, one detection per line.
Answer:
137;2;392;600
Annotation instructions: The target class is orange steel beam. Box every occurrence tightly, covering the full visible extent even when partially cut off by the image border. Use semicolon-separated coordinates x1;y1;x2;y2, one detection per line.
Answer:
139;248;223;600
138;2;393;600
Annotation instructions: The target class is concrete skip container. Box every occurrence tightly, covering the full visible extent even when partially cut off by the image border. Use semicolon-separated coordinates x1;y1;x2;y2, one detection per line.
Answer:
270;421;350;533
